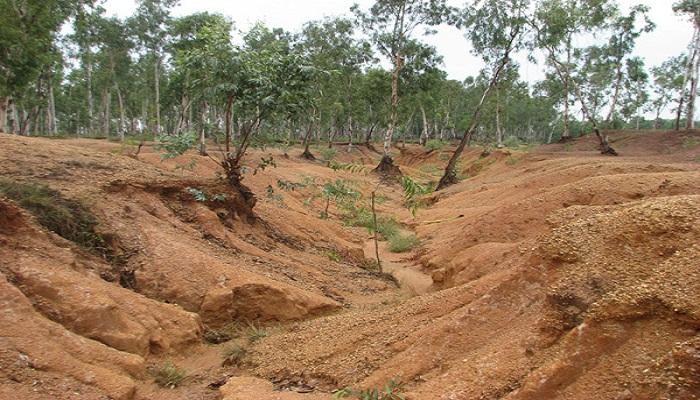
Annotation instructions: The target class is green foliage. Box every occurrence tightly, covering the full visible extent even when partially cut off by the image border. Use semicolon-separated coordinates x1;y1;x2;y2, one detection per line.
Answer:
319;148;338;162
326;250;343;262
333;379;405;400
400;176;431;217
254;156;277;174
221;344;247;366
185;187;227;202
682;137;700;149
153;362;186;389
503;136;521;148
156;132;197;159
245;323;268;343
388;233;420;253
277;179;306;191
322;180;360;206
425;139;446;151
329;161;368;174
0;179;111;259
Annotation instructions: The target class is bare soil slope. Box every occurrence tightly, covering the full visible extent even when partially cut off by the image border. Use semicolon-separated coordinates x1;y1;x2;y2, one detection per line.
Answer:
1;130;699;400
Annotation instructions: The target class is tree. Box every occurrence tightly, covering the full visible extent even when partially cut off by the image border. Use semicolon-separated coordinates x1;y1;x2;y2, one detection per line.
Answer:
177;22;316;211
673;0;700;129
602;5;655;128
352;0;453;174
0;0;94;133
651;56;686;129
130;0;179;135
436;0;529;191
534;0;615;140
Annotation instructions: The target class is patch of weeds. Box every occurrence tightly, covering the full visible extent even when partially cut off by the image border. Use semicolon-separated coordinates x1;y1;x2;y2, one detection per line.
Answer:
505;156;519;166
245;323;268;343
564;143;573;152
438;153;450;161
333;378;405;399
319;148;338;163
682;137;700;149
326;250;343;262
419;164;442;176
341;206;399;240
503;136;521;148
203;329;233;345
221;344;247;366
425;139;446;151
152;362;186;389
186;187;227;203
388;233;420;253
0;179;112;259
694;155;700;163
277;179;306;191
329;160;367;174
156;132;196;159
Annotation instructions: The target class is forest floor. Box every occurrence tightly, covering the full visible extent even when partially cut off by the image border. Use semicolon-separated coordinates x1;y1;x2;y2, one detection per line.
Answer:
1;130;700;400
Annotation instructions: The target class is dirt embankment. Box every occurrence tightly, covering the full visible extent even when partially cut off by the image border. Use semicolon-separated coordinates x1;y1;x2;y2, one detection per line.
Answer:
1;130;699;400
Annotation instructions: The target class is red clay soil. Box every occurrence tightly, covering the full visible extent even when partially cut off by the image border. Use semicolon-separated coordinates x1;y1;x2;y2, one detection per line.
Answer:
0;130;699;399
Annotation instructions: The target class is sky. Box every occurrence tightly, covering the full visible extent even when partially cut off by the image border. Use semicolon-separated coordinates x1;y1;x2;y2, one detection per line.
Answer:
102;0;695;84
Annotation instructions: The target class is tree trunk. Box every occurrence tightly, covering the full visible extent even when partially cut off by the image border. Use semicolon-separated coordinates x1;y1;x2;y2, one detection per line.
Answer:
87;59;94;135
383;52;402;157
687;31;700;129
496;86;504;147
0;96;10;133
103;89;111;137
420;104;428;146
48;80;57;135
199;101;209;156
437;28;520;191
116;83;126;140
154;56;161;135
224;95;234;154
561;35;572;140
605;61;624;128
676;97;685;131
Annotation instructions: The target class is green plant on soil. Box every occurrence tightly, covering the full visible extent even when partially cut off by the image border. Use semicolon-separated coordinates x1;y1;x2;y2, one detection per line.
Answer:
152;362;187;389
333;378;405;399
0;179;112;259
388;233;420;253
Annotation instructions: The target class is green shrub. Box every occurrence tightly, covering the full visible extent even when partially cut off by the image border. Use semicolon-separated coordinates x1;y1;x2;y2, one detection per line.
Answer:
0;179;111;258
503;136;521;148
245;323;268;343
319;148;338;162
222;344;247;366
153;362;186;388
682;137;700;149
388;233;420;253
333;379;405;400
425;139;445;151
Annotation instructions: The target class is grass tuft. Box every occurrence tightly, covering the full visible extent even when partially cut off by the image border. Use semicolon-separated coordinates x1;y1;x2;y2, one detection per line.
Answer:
153;362;186;388
388;233;420;253
0;178;111;259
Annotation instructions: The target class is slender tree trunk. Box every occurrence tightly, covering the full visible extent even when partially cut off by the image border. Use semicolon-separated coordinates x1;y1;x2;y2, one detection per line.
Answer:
225;95;234;154
420;104;428;146
364;121;377;145
48;80;57;135
86;59;94;135
605;60;624;128
200;101;208;156
496;86;504;147
687;33;700;129
437;31;517;191
676;97;685;131
105;90;111;137
383;52;402;157
562;35;572;140
0;96;8;133
116;83;126;140
154;56;161;135
9;98;17;134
